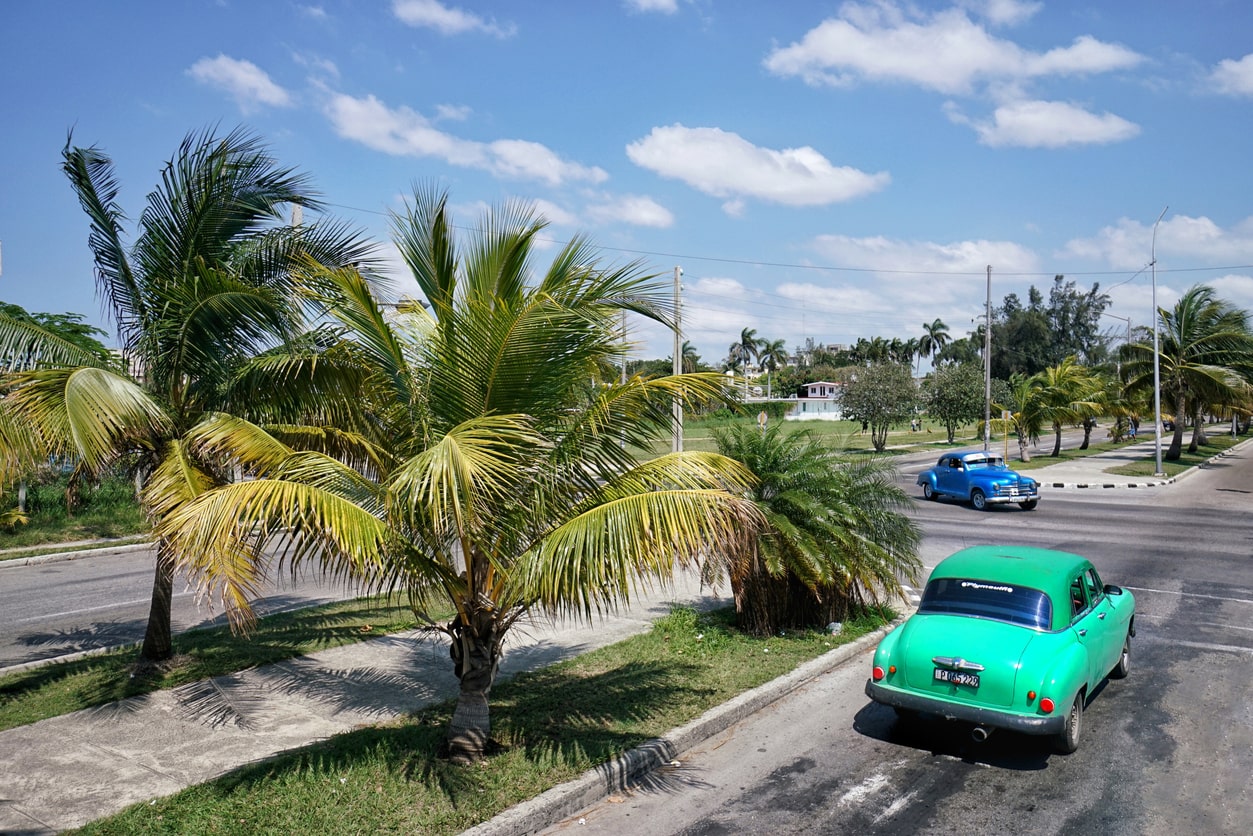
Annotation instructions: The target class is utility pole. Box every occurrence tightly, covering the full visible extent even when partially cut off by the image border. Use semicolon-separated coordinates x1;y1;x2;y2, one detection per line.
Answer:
672;266;683;453
1151;206;1168;477
984;264;992;453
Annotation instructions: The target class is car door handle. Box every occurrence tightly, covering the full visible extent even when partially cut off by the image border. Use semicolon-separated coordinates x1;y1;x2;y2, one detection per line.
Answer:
1098;612;1107;620
1078;629;1088;636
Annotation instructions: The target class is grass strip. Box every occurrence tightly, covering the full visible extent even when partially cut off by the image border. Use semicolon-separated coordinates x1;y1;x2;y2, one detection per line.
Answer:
70;605;892;835
1103;433;1241;477
0;596;420;732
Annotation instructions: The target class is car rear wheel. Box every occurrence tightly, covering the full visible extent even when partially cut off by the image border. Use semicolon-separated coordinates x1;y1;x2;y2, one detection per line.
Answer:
1054;692;1083;754
1019;499;1038;510
923;483;937;501
970;488;989;511
1111;634;1131;679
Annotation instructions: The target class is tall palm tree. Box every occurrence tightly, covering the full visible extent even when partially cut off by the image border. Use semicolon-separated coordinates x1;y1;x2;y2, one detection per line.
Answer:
156;189;761;761
1033;357;1102;457
1;127;374;663
758;338;789;399
728;327;761;374
708;423;920;636
918;318;950;372
680;340;701;373
1121;285;1253;459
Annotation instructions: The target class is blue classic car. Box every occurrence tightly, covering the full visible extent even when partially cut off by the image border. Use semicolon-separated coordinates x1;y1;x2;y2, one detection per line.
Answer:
916;450;1040;510
866;546;1135;753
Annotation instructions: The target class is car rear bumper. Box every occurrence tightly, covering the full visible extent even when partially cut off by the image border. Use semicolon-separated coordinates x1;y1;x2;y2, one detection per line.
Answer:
865;679;1065;735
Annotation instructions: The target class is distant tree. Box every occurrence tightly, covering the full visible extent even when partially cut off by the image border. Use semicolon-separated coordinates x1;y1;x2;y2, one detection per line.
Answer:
758;338;789;398
918;318;951;370
1033;357;1102;457
922;363;987;443
935;336;982;367
727;327;761;372
839;363;920;452
995;373;1046;462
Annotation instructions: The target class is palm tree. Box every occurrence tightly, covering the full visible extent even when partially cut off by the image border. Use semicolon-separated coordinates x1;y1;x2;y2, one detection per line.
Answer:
709;423;920;636
918;318;950;372
728;327;761;374
156;188;761;761
758;338;789;399
1121;285;1253;459
1;127;374;663
995;373;1046;462
1033;357;1102;457
680;340;701;373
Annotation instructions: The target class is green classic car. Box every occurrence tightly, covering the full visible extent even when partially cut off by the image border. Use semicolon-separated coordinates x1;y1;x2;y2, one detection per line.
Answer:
865;545;1135;753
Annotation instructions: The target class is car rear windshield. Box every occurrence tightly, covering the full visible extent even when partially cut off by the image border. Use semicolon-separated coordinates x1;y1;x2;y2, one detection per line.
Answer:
918;577;1052;630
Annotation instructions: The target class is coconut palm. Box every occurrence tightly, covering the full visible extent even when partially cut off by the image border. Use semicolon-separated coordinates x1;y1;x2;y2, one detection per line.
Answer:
708;423;920;637
1033;357;1102;457
728;327;761;374
995;373;1046;462
758;338;789;399
156;188;761;761
1121;285;1253;459
0;127;374;663
918;318;950;372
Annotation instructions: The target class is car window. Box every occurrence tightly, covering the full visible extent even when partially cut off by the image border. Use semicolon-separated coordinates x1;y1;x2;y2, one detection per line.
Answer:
918;578;1052;630
1083;569;1103;605
1069;576;1089;620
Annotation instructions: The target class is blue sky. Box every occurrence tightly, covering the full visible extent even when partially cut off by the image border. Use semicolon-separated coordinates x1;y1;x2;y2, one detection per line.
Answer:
3;0;1252;366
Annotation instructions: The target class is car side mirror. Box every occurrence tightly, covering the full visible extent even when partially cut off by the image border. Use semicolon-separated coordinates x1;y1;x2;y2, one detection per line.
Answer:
1103;584;1123;596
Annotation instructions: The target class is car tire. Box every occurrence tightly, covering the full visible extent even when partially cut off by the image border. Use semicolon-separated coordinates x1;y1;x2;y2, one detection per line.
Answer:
1019;499;1038;510
1111;634;1131;679
1054;692;1083;754
970;489;989;511
923;483;937;501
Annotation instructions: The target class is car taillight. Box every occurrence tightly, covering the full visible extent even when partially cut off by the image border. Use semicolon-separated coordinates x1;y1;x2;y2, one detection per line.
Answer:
888;665;897;674
1039;697;1055;713
872;666;885;681
1027;690;1037;701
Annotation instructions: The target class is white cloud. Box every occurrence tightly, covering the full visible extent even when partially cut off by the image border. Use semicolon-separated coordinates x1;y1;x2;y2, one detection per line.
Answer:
434;103;472;121
1208;53;1253;96
763;3;1142;95
187;55;292;111
323;92;608;186
292;52;339;79
962;0;1041;27
585;194;675;228
946;98;1140;147
626;124;889;210
809;233;1039;275
299;5;328;21
1061;215;1253;269
391;0;515;38
624;0;679;13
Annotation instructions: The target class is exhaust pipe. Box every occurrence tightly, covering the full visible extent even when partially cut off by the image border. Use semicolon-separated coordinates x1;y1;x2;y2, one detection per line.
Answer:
971;725;993;743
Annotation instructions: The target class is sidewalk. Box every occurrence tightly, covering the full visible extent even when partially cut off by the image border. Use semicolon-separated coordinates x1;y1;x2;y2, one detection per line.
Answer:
0;572;741;834
1024;434;1251;489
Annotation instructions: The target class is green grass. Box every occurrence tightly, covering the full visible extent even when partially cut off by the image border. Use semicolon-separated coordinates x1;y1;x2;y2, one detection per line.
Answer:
69;604;893;836
1105;432;1242;477
0;474;149;553
0;596;422;732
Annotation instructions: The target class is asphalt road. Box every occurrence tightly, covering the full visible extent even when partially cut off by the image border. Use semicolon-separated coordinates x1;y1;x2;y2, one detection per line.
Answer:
546;448;1253;835
0;547;364;669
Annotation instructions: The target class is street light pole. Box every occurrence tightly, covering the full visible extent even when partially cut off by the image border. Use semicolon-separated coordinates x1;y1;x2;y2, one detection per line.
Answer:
1151;206;1168;477
672;266;683;454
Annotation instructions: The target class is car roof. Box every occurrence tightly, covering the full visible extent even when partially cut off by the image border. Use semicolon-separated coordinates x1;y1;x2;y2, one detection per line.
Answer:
928;545;1092;607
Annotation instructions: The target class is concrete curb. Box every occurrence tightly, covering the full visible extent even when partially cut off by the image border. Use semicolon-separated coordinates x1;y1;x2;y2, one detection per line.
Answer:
0;541;150;569
1036;434;1253;491
464;616;905;836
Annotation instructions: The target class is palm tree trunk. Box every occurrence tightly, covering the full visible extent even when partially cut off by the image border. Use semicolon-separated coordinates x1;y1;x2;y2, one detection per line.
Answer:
139;539;177;663
445;609;503;762
1052;423;1063;457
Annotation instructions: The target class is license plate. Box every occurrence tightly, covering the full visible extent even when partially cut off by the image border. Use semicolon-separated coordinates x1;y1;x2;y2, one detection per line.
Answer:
934;668;980;687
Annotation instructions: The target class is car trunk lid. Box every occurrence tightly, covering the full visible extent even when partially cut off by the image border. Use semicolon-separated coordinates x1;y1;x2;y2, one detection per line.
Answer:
899;614;1036;707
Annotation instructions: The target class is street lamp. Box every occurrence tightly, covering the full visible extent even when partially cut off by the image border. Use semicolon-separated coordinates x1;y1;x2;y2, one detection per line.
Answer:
1151;206;1168;477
